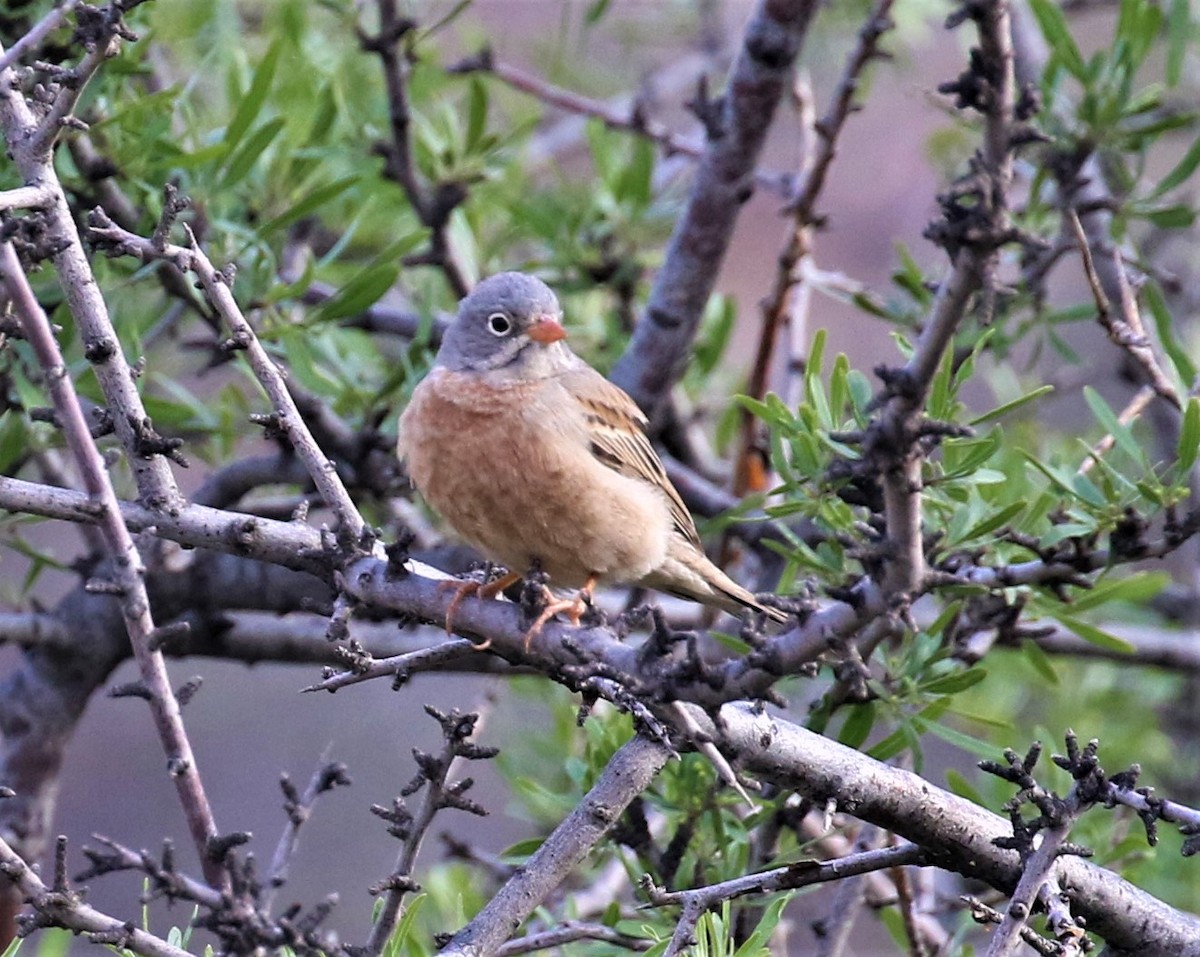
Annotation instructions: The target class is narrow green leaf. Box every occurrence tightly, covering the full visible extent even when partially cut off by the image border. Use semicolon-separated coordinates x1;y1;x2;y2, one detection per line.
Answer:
220;116;286;187
260;175;360;234
585;0;614;23
917;717;1002;758
1142;134;1200;200
945;768;986;805
1177;397;1200;474
1027;0;1087;79
838;702;876;750
1167;0;1190;86
465;76;488;153
1144;279;1197;384
969;385;1054;425
1141;203;1197;229
921;667;988;695
1021;638;1060;684
1066;571;1168;613
311;261;400;322
224;41;282;153
1050;613;1136;653
733;894;792;957
617;137;654;208
1083;386;1144;464
960;500;1026;543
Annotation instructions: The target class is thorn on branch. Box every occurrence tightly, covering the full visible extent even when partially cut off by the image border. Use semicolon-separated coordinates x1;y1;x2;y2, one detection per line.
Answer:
686;75;724;141
147;620;191;652
174;676;203;707
129;414;188;466
205;831;252;865
152;182;190;251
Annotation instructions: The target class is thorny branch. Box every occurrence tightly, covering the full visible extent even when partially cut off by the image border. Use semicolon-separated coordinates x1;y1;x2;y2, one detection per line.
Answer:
86;203;374;553
642;842;925;957
0;242;225;890
362;706;497;957
0;829;191;957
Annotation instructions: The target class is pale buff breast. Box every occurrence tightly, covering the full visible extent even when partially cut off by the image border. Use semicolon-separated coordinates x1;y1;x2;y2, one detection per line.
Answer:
397;368;672;588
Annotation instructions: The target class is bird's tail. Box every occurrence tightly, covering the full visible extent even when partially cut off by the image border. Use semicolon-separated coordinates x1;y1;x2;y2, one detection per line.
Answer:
642;541;789;624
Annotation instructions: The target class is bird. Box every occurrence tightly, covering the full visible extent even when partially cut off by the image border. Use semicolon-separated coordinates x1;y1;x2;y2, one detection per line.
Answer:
396;272;788;641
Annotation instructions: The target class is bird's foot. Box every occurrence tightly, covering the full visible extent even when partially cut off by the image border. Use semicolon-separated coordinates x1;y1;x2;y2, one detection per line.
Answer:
523;575;597;651
440;570;522;646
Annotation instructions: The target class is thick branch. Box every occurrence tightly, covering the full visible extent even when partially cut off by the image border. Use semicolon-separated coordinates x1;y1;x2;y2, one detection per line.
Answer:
610;0;820;420
437;734;671;957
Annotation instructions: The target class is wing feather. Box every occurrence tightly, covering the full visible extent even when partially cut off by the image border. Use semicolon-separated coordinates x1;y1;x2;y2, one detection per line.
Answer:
560;366;702;549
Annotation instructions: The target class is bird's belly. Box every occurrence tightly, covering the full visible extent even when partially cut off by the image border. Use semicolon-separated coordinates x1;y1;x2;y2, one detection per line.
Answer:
400;373;670;588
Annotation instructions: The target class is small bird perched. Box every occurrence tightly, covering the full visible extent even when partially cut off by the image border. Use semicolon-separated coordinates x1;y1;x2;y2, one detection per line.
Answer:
397;272;787;638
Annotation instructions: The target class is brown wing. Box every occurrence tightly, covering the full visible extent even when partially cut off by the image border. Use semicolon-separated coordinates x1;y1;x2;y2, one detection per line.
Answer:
560;365;703;549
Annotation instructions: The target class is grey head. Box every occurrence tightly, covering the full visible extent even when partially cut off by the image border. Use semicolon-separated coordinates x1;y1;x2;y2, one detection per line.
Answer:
437;272;572;377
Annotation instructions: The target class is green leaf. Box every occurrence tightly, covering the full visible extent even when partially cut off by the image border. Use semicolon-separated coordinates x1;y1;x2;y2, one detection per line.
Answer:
959;500;1026;543
1177;397;1200;474
1049;613;1136;653
1028;0;1087;79
310;261;400;322
618;138;654;209
1148;134;1200;199
220;116;285;187
1167;0;1190;86
224;40;282;153
383;894;426;957
1021;637;1060;684
0;412;27;473
260;175;360;234
917;715;1002;758
1144;279;1198;385
920;667;987;695
1083;386;1144;465
585;0;614;23
733;894;792;957
465;76;488;153
945;768;985;805
838;702;876;750
1141;203;1197;229
969;385;1054;426
1065;571;1168;613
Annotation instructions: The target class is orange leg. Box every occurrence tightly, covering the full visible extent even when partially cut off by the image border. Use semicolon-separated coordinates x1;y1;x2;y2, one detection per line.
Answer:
440;570;522;641
524;573;598;651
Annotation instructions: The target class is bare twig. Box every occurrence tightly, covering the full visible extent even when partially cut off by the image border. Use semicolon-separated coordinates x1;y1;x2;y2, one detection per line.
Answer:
494;921;651;956
261;762;352;913
643;840;923;957
871;0;1017;595
734;0;896;495
86;208;372;551
0;831;191;957
453;53;787;196
0;0;81;73
0;242;225;890
364;706;497;956
437;735;671;957
1065;207;1181;410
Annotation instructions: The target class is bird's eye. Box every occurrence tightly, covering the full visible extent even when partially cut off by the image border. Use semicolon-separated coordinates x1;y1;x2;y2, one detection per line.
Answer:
486;313;511;336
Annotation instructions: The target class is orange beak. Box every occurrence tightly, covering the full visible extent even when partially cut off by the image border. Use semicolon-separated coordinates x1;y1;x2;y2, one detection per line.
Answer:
527;315;567;344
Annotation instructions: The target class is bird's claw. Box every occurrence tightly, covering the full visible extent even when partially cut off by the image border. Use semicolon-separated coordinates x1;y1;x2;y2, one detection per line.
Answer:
523;575;597;651
440;570;522;647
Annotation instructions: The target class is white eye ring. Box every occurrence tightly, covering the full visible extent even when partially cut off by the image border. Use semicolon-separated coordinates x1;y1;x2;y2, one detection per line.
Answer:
486;312;511;336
